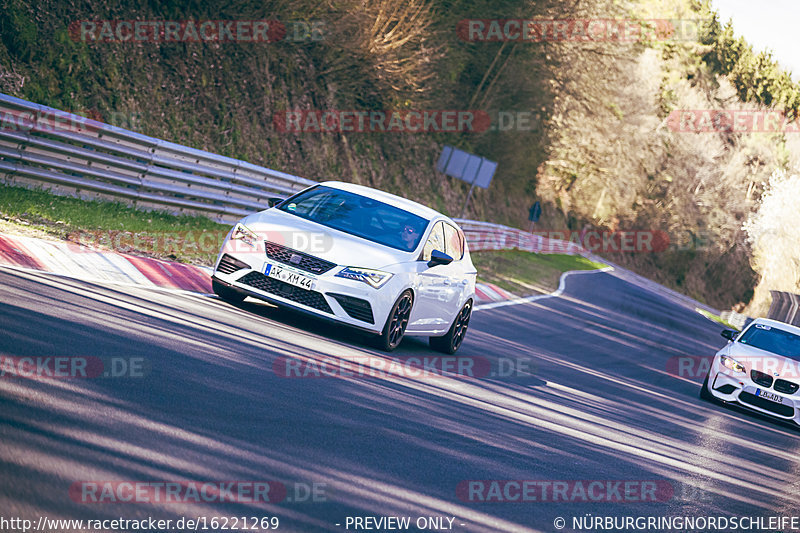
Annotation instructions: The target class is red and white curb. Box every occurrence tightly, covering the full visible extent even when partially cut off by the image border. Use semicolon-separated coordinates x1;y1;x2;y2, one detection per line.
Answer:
474;282;516;304
0;233;534;306
0;234;211;294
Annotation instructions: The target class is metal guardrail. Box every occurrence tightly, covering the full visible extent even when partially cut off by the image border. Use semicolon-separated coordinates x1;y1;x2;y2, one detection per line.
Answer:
768;291;800;327
454;218;583;254
720;310;750;330
0;93;580;256
0;93;314;223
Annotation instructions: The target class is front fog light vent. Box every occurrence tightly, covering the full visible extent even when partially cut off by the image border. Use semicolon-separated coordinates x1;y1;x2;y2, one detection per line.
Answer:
217;254;250;275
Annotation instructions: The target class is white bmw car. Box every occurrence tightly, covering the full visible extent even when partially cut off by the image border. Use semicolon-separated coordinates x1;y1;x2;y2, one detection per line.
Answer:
701;318;800;425
211;181;477;352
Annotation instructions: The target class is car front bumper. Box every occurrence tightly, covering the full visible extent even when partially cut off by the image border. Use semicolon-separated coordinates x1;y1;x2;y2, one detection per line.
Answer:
212;251;408;335
707;357;800;424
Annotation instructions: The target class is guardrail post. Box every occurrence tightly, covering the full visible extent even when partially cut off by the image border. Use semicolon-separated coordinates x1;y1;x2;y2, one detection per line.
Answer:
768;291;791;323
767;291;780;320
787;293;800;326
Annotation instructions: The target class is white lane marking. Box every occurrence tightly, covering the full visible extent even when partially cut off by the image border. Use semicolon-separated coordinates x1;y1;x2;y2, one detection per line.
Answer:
473;266;614;311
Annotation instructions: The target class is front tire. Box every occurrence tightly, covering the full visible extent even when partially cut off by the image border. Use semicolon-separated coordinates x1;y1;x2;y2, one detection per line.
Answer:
212;278;246;304
699;371;716;401
376;290;414;352
430;300;472;354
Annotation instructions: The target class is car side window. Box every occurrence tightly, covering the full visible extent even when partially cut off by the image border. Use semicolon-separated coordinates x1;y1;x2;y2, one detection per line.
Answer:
421;222;446;262
443;223;464;260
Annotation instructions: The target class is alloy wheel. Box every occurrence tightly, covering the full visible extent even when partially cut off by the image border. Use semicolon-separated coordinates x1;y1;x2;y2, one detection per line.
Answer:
388;292;413;347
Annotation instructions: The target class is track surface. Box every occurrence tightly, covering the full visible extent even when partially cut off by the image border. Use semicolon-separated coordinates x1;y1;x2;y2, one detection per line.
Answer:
1;266;799;532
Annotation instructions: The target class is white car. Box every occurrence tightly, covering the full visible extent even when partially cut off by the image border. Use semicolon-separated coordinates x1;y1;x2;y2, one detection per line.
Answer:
211;181;477;352
701;318;800;425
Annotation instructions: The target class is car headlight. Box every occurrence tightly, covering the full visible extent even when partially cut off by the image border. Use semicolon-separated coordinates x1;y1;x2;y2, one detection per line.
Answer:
335;267;393;289
230;223;259;247
720;355;746;373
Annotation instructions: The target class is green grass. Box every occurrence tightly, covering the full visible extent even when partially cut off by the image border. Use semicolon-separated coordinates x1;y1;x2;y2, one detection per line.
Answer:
471;249;608;295
0;184;229;264
696;308;739;330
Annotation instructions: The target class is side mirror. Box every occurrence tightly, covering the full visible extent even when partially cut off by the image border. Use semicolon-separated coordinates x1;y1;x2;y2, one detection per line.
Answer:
428;249;453;268
721;329;738;341
267;197;284;208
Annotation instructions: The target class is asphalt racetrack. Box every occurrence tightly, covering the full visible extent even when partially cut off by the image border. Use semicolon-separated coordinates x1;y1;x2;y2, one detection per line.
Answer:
1;266;799;532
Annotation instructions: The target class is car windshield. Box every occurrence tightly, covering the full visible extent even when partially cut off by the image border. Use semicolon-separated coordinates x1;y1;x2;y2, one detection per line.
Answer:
278;186;429;252
736;324;800;359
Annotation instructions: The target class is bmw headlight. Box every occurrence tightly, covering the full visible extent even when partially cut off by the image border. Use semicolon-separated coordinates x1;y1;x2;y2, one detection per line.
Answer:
230;223;259;247
720;354;746;373
335;267;393;289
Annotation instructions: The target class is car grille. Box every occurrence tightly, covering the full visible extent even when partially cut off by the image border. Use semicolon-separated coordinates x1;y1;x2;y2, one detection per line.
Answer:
265;241;336;275
774;379;800;395
216;254;249;275
238;271;332;314
738;391;795;417
751;369;774;387
329;293;374;324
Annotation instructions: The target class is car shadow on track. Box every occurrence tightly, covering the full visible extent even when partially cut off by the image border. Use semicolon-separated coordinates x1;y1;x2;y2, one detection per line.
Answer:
228;296;454;355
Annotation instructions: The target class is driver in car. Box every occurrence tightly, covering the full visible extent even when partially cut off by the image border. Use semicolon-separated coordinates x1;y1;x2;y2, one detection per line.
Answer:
401;224;420;251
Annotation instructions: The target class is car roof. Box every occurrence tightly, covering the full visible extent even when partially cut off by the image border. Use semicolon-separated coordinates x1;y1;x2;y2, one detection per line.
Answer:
318;181;448;222
750;317;800;335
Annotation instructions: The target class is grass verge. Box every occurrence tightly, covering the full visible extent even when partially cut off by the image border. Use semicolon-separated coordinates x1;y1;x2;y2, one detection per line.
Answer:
470;249;608;295
0;184;229;264
696;308;739;330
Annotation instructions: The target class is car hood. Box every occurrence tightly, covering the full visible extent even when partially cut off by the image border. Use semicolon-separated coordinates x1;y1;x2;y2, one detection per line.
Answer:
726;342;800;379
241;209;414;269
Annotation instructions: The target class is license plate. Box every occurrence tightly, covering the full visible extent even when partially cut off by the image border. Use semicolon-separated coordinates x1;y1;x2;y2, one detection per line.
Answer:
264;263;314;291
756;388;783;403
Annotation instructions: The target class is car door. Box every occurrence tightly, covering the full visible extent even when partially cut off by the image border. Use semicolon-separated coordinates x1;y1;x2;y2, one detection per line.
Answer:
408;221;462;332
441;222;472;304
